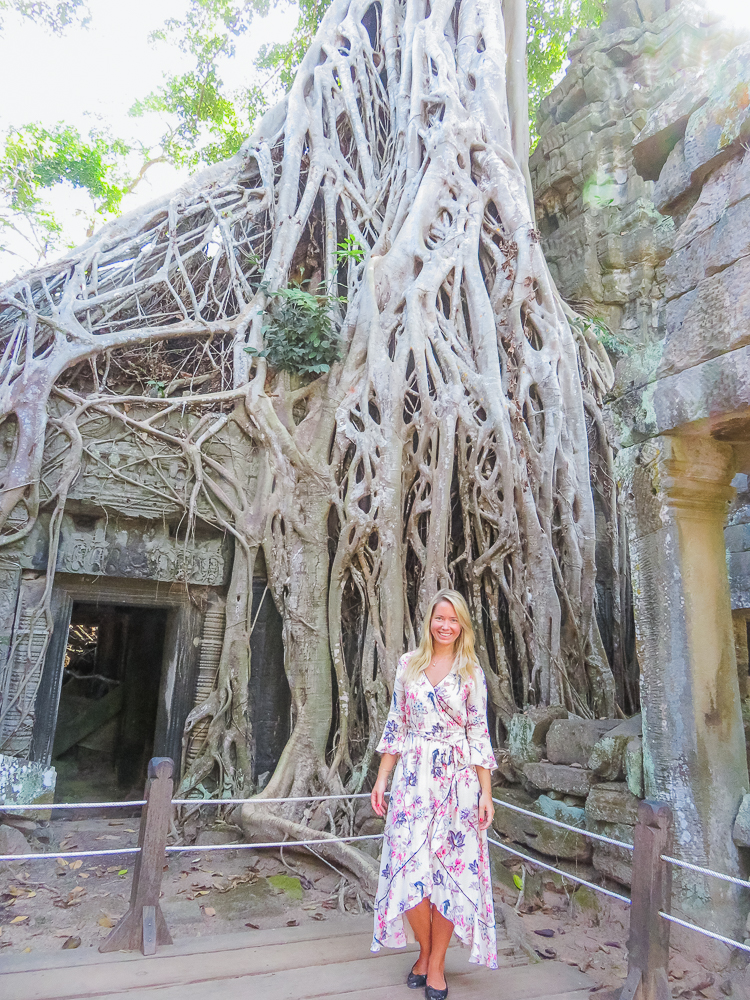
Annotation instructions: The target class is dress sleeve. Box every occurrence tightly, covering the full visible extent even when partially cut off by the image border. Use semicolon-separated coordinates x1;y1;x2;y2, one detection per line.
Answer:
376;655;408;755
466;669;496;769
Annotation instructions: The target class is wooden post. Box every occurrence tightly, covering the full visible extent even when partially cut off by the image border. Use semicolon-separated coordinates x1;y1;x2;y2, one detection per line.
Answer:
620;800;673;1000
100;757;174;956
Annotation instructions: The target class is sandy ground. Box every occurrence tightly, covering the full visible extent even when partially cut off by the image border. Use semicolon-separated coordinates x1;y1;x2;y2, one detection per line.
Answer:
1;817;748;998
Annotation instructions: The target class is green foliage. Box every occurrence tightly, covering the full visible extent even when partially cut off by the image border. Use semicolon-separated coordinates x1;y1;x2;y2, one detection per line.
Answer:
527;0;606;147
0;0;89;34
245;285;343;375
571;313;631;359
336;234;364;266
0;122;131;259
131;0;271;169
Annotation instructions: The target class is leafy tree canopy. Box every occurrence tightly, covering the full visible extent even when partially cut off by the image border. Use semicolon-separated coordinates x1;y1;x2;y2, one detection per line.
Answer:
0;0;89;33
0;0;606;265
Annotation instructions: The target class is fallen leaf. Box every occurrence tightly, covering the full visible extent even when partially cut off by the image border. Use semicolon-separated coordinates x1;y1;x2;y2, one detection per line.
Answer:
106;866;121;873
71;886;86;895
96;835;121;841
534;929;555;938
311;913;325;921
286;919;299;927
56;859;68;868
62;936;81;949
124;829;136;833
26;891;36;898
79;874;90;880
203;906;216;916
22;947;31;953
98;916;116;928
117;870;128;876
70;861;83;871
108;821;124;826
11;915;29;923
245;922;260;929
195;890;210;896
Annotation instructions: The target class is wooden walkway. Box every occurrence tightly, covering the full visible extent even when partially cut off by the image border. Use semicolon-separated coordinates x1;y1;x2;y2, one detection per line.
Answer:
0;915;595;1000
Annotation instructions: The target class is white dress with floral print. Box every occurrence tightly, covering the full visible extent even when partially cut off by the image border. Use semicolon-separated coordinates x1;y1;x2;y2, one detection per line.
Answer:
370;651;498;969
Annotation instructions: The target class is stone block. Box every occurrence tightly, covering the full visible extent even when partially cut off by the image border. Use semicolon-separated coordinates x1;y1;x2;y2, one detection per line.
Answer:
585;782;641;825
522;762;595;798
625;738;644;798
507;705;568;771
607;713;642;738
588;734;630;780
732;793;750;847
0;823;31;856
0;753;56;821
492;788;592;862
546;718;621;766
683;43;750;179
592;844;633;887
661;255;750;377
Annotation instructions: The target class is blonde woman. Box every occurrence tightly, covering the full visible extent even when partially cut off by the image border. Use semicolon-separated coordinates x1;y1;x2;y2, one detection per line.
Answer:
370;590;497;999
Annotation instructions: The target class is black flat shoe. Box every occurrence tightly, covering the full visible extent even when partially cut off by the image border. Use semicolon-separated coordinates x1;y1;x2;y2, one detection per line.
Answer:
425;983;448;1000
407;968;427;989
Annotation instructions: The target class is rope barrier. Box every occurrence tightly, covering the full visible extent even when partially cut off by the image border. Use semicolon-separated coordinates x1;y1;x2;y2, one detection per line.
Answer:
165;833;384;853
0;800;146;811
661;854;750;891
492;796;634;852
487;836;632;905
171;793;374;806
660;911;750;955
0;847;141;862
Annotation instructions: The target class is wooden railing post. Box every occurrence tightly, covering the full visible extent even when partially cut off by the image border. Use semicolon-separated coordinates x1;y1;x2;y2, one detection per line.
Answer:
620;800;673;1000
100;757;174;956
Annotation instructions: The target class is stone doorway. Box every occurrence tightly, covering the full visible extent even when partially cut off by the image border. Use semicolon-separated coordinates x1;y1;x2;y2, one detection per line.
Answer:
51;603;169;802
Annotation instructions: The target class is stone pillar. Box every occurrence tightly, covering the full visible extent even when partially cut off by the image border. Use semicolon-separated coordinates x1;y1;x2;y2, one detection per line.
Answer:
618;433;750;936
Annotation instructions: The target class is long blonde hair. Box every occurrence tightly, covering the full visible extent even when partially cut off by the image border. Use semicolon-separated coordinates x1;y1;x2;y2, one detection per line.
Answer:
403;589;480;687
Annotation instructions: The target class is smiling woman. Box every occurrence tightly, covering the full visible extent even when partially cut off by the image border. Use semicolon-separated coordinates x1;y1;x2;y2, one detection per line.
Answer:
371;590;497;997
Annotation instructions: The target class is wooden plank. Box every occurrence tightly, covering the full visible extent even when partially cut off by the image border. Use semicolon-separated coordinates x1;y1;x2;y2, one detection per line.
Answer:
16;955;587;1000
2;930;516;1000
0;916;377;973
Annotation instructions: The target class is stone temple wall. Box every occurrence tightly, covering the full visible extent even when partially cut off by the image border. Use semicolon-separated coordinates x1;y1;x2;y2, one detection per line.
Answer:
530;0;737;350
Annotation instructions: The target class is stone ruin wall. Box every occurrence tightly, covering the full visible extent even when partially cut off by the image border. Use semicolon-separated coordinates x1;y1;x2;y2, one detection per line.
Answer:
492;0;750;889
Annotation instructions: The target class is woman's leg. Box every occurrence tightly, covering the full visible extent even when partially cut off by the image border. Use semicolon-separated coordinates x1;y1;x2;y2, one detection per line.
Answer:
426;904;454;989
405;897;432;974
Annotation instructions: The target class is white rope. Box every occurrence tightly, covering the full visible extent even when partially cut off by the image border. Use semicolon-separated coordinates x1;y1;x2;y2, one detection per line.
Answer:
172;793;374;806
662;855;750;891
660;911;750;955
487;836;632;905
492;797;634;852
0;847;141;862
165;833;384;853
1;800;146;811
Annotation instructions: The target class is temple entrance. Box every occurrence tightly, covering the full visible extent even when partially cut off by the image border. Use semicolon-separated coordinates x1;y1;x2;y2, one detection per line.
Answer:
52;604;168;802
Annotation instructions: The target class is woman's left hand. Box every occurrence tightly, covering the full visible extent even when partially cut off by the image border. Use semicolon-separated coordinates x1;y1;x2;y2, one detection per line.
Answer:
478;790;494;831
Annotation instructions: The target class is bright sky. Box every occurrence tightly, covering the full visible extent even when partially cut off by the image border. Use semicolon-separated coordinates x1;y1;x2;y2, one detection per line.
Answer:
0;0;748;278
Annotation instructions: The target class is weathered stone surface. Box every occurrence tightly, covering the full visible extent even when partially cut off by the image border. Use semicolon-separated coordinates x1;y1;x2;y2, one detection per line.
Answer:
683;42;750;179
625;737;644;797
592;844;633;887
546;718;621;766
732;793;750;847
661;255;750;377
507;706;568;771
588;734;630;780
0;823;31;856
493;787;592;862
522;762;595;798
585;782;641;826
0;753;55;820
653;138;694;212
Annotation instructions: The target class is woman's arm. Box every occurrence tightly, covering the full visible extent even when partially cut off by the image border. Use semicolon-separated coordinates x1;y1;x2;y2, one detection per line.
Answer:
371;752;399;817
475;764;494;831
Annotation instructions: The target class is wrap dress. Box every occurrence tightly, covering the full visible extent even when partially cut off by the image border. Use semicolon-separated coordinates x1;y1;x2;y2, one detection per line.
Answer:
370;651;498;968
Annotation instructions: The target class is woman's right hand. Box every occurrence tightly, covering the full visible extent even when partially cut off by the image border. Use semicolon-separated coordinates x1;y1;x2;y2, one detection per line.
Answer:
371;775;388;817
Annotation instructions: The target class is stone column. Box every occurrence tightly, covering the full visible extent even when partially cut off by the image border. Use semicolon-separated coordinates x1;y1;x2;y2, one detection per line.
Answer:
618;433;750;936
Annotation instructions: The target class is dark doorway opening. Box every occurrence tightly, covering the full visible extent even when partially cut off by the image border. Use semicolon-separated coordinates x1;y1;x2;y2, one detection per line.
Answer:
53;603;168;802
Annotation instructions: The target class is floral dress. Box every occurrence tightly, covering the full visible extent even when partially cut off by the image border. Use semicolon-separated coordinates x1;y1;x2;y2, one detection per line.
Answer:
370;651;498;968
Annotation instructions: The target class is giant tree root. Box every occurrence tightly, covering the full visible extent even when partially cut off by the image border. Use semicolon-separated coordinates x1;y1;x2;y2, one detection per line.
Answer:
240;806;379;895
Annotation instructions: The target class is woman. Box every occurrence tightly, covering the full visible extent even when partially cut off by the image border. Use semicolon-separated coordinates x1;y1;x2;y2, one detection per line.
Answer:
370;590;497;999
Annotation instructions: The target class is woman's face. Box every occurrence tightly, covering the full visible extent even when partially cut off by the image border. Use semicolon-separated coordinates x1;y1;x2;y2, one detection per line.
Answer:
430;600;462;650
